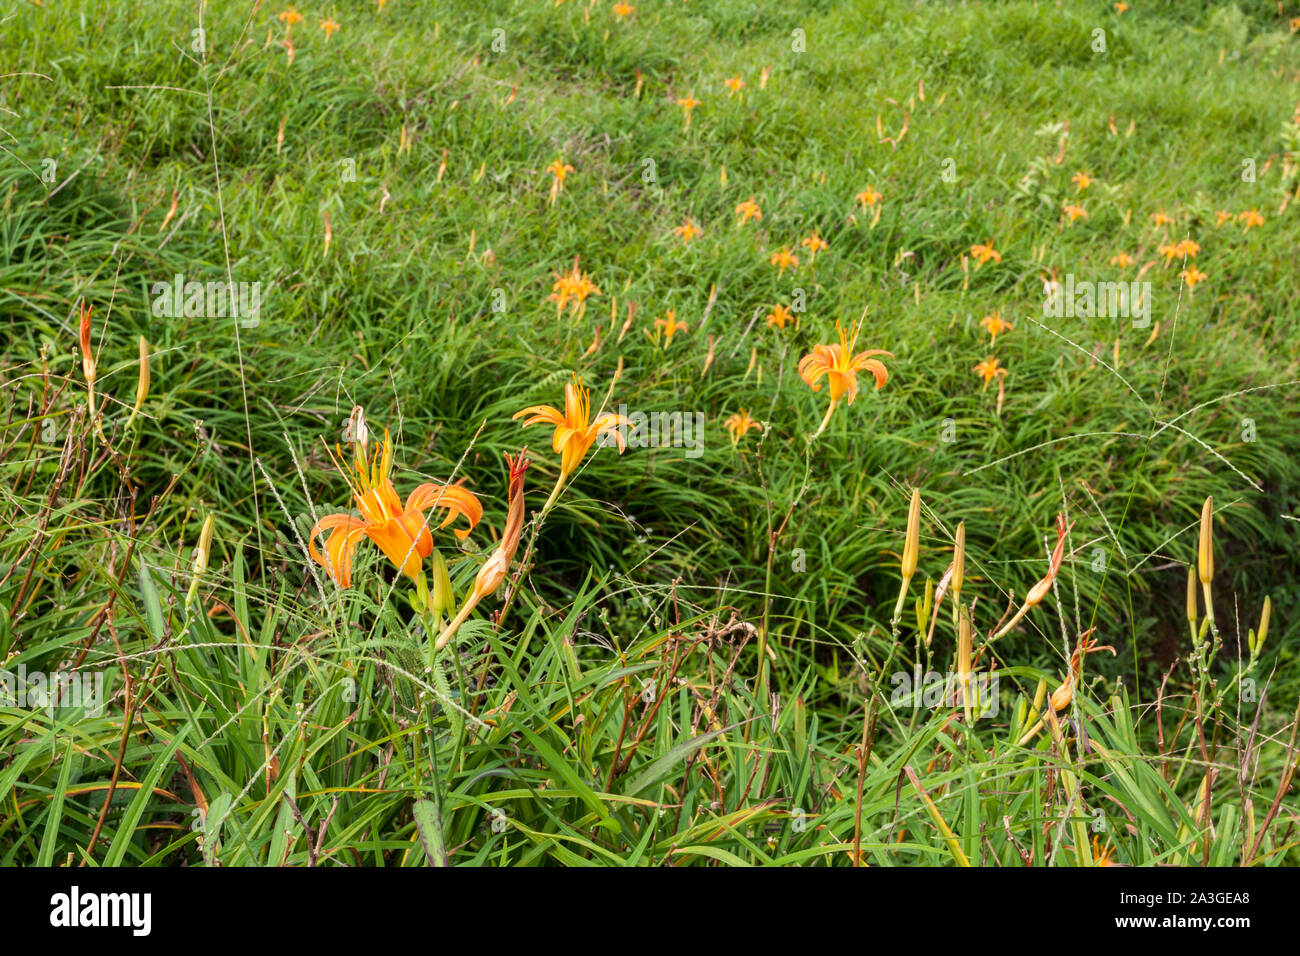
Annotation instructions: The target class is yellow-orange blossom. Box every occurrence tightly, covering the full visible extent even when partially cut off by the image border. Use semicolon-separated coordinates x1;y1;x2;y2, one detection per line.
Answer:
309;432;482;587
798;320;891;438
514;376;630;512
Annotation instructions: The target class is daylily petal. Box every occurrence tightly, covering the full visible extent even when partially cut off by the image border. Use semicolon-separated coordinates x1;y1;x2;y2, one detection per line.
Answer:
830;370;854;403
513;404;565;427
564;381;585;423
552;424;577;455
366;519;426;581
593;414;630;453
798;354;830;389
374;472;404;518
560;433;591;475
309;513;367;587
406;483;484;540
859;358;890;390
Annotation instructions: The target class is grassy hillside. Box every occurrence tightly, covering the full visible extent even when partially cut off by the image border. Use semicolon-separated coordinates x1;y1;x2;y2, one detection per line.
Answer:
2;0;1299;866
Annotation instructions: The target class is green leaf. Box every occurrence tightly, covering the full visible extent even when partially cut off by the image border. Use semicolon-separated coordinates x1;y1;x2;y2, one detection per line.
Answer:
139;560;165;641
412;800;448;867
103;728;188;866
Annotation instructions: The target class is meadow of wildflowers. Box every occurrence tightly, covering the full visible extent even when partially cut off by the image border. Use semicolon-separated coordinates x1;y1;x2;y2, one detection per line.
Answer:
2;0;1300;888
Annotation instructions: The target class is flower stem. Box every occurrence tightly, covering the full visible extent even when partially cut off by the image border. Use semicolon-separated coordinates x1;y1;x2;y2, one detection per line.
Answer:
435;595;481;654
810;398;839;440
891;574;912;630
540;471;568;517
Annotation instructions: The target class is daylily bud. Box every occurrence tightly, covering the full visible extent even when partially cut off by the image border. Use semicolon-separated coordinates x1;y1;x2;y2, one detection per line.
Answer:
957;605;973;720
901;487;921;580
1197;496;1216;628
185;513;216;611
436;450;530;653
914;577;933;635
1250;596;1270;657
124;336;151;432
193;514;215;576
473;550;509;600
1197;496;1214;586
135;336;151;410
952;521;965;601
472;451;529;599
77;300;99;421
891;487;922;628
957;607;972;683
1025;515;1069;608
347;405;370;452
1049;679;1073;714
78;301;96;386
1185;565;1197;624
1029;676;1047;725
429;548;453;616
1050;632;1115;713
991;516;1072;642
924;565;952;648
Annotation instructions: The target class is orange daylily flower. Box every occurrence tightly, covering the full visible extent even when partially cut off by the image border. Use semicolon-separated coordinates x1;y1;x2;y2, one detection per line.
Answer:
735;197;762;225
319;18;339;38
972;356;1007;387
1214;210;1233;227
798;320;892;438
1071;170;1093;191
278;7;303;27
654;310;689;345
309;432;483;588
769;247;799;274
969;241;1001;267
1110;251;1133;268
1092;835;1119;866
676;96;701;129
1062;202;1088;223
1180;266;1207;290
673;219;702;242
724;76;745;97
1158;238;1198;265
612;2;634;19
1240;208;1265;230
549;258;601;318
514;376;630;508
545;158;574;205
801;232;828;260
766;304;794;329
855;186;882;208
1151;210;1173;227
724;409;763;444
980;312;1013;344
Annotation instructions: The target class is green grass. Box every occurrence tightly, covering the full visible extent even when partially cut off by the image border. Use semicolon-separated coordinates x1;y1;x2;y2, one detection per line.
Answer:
2;0;1299;866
